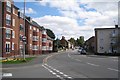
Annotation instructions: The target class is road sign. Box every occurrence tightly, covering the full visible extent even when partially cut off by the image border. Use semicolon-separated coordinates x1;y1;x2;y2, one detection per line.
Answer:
22;36;26;42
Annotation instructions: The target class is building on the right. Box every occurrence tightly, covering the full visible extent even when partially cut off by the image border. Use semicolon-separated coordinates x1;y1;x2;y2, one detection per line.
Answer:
95;25;120;54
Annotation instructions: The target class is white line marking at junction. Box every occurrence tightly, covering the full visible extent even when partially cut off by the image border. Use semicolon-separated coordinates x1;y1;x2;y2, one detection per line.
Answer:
107;68;119;72
2;73;12;77
87;62;99;67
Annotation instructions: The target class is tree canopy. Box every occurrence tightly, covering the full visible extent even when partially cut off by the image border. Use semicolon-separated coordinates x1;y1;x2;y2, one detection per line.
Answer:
76;36;84;47
68;38;75;45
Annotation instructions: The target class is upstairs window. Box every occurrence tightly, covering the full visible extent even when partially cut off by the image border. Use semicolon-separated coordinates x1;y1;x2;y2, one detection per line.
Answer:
6;14;11;26
13;8;15;14
6;28;11;39
19;12;24;18
20;24;24;31
6;1;11;13
6;1;11;7
12;31;15;38
30;26;32;30
12;19;15;26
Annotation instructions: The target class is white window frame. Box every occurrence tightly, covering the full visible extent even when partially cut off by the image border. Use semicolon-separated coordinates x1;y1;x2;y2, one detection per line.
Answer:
6;28;11;39
30;44;32;49
12;19;15;26
6;14;11;20
6;1;11;7
13;8;15;14
30;26;32;30
6;14;11;25
30;34;32;39
5;42;11;53
32;45;39;50
37;29;39;32
12;43;14;50
33;27;36;31
12;31;15;38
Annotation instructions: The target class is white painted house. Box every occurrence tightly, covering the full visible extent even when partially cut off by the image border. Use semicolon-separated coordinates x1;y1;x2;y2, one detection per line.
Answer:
95;25;120;54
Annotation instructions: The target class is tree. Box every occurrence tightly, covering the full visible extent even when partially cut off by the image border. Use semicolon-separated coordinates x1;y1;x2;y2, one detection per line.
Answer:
53;38;62;52
46;29;55;39
68;38;75;45
76;36;84;47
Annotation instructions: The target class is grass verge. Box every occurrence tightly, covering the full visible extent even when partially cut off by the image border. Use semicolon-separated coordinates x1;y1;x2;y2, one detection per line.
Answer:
1;57;36;64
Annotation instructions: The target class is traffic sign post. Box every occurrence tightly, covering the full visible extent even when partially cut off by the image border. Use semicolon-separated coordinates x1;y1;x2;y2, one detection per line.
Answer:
22;36;26;43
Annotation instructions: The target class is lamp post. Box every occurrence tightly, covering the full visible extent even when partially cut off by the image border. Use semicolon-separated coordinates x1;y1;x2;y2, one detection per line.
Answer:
23;0;26;60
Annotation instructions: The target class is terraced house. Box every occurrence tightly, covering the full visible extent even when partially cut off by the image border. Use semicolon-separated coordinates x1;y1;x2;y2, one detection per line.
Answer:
0;0;53;57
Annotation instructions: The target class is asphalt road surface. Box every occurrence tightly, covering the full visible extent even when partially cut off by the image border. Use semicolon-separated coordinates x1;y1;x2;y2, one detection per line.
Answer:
2;49;119;80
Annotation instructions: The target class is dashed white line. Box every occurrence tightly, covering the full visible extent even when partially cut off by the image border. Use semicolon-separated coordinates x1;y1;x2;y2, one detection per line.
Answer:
63;74;68;77
59;72;64;75
56;70;60;73
68;76;72;79
52;72;57;75
107;68;119;72
42;64;73;79
50;71;53;73
86;62;99;67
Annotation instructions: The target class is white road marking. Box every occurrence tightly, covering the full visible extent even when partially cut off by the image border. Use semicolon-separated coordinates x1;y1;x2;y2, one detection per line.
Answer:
42;64;73;79
59;72;64;75
63;74;68;77
87;62;99;67
68;76;72;79
2;73;12;77
56;70;60;73
53;69;57;71
50;71;53;73
52;72;57;75
107;68;119;72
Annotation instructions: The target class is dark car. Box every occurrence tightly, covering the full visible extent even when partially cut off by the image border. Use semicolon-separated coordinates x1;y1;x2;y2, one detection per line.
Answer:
81;49;87;54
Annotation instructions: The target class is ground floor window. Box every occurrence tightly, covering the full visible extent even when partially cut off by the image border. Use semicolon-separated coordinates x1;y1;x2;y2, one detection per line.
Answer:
5;42;11;53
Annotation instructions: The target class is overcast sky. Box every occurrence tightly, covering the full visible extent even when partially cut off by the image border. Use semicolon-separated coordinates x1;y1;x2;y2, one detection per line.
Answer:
14;0;119;40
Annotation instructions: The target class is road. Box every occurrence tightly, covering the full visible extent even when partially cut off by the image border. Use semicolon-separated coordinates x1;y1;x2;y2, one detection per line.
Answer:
2;49;119;80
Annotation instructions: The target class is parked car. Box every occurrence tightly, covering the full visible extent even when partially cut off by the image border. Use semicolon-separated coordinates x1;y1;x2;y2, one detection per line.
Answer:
78;49;82;52
81;49;87;55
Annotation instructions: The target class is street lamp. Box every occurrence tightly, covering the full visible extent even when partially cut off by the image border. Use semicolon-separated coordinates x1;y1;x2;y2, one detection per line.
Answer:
23;0;26;61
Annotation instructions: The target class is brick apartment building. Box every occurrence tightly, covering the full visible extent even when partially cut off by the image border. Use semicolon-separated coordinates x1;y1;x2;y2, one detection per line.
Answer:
25;17;43;55
0;0;53;57
0;1;2;57
1;0;18;57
